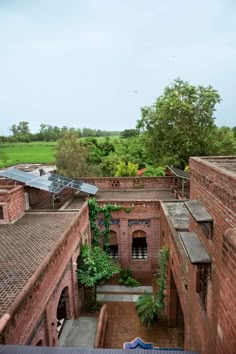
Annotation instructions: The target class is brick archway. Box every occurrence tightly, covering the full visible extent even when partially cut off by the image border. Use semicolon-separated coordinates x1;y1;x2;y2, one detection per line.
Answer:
56;286;70;337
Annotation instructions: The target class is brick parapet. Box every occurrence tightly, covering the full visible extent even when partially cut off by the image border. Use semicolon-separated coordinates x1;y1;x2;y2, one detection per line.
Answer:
81;176;174;190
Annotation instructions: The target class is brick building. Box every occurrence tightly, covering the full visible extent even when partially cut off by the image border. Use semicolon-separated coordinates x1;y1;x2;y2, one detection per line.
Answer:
0;156;235;353
160;157;236;354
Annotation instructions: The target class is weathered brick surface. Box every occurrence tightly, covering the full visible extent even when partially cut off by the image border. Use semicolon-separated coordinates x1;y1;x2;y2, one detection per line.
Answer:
1;203;90;346
97;200;161;272
82;176;174;190
0;185;25;222
161;157;236;354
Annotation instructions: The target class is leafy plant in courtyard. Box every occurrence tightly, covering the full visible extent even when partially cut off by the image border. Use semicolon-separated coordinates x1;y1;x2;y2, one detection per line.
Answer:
77;245;120;310
136;247;169;327
119;268;141;287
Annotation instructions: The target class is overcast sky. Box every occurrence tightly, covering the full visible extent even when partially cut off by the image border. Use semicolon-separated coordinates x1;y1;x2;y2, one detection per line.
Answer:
0;0;236;135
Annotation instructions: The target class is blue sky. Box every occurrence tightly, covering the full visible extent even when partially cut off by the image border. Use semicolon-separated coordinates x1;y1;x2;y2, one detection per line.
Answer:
0;0;236;135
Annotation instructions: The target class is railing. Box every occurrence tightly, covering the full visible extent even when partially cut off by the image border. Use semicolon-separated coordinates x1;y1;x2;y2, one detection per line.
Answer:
93;304;108;348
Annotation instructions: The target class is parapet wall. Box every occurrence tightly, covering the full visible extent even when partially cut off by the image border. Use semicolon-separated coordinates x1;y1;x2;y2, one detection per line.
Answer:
82;176;174;190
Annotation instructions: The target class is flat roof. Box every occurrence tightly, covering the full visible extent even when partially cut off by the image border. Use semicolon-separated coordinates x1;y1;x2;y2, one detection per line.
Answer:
192;156;236;177
95;189;175;201
164;202;189;231
0;212;77;317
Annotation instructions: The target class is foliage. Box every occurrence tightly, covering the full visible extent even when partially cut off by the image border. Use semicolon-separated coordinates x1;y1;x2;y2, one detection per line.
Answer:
137;78;221;168
88;198;122;251
156;247;170;311
77;245;120;287
136;293;157;328
143;165;165;176
88;198;133;251
115;161;138;176
55;132;103;177
120;129;139;138
208;126;236;156
119;268;141;287
77;244;120;311
88;198;101;247
136;247;169;327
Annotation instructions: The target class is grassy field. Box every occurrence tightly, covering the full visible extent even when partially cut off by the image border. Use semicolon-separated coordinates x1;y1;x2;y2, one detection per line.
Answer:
0;142;56;168
0;136;121;168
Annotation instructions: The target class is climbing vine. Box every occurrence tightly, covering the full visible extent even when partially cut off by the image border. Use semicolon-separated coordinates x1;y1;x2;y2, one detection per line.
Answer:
156;247;170;311
136;247;169;327
88;198;133;252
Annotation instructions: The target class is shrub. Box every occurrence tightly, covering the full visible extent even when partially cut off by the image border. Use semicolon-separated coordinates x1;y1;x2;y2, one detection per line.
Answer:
119;268;141;287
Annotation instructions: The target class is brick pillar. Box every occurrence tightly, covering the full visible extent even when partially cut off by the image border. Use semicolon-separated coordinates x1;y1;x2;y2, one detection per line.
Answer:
119;218;129;267
168;270;178;327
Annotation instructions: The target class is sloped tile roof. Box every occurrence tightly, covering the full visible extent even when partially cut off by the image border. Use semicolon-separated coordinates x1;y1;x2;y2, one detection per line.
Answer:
0;212;77;317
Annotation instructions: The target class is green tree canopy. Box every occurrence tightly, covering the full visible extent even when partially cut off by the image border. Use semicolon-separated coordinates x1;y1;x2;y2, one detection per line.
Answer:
55;131;103;177
137;79;221;168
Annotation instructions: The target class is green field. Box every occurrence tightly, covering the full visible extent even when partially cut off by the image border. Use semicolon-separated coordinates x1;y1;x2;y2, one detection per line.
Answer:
0;136;121;168
0;142;56;168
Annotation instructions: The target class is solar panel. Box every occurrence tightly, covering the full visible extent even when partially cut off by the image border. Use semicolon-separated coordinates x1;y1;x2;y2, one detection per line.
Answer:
0;168;98;195
26;179;63;194
0;168;35;183
70;180;98;194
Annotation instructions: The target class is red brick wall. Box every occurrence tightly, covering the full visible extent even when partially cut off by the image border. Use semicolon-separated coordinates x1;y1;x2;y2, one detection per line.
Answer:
81;176;174;190
0;185;25;223
97;200;160;272
189;157;236;354
1;203;90;345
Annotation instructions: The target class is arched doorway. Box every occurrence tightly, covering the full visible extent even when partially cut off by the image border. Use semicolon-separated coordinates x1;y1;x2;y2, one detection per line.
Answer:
36;339;43;346
107;230;118;259
132;230;147;260
57;287;70;337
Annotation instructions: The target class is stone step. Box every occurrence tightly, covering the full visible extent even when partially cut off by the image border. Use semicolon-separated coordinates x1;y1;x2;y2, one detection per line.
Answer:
97;293;143;302
97;285;153;294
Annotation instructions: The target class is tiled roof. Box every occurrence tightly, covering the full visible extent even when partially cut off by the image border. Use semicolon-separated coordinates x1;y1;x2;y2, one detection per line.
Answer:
0;212;77;318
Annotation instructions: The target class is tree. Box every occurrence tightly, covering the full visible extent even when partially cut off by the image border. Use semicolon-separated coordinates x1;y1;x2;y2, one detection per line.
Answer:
55;132;102;177
10;121;32;142
209;126;236;156
120;129;139;138
137;79;221;168
77;245;120;310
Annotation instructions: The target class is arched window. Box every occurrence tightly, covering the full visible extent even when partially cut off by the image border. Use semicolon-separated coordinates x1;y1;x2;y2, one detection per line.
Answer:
57;287;70;337
132;230;147;260
107;231;118;259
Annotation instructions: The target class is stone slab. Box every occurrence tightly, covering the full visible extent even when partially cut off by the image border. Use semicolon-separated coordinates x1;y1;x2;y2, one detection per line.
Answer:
97;285;153;293
97;293;143;302
179;232;211;264
185;200;213;223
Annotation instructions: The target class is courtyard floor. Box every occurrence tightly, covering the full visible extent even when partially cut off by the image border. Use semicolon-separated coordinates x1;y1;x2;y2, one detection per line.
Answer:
100;273;184;349
103;302;184;349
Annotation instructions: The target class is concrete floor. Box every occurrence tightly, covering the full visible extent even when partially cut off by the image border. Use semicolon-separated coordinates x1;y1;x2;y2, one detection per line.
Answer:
59;317;98;348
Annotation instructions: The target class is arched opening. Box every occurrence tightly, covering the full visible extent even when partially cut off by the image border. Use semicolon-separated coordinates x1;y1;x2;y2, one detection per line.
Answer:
36;339;43;346
57;286;70;337
107;230;118;259
132;230;147;260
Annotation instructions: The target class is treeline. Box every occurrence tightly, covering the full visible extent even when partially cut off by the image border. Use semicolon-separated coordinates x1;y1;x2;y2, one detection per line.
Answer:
0;122;120;143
